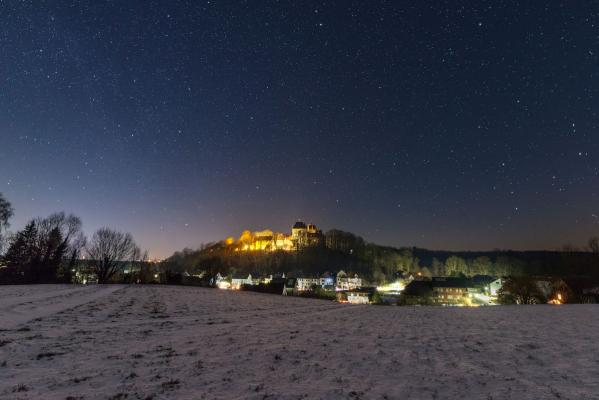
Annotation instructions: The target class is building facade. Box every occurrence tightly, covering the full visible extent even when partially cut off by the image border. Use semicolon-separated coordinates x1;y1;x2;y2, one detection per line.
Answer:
231;221;323;252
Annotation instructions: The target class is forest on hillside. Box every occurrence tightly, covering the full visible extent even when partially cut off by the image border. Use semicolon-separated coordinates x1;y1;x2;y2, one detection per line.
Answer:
2;189;598;285
163;229;599;283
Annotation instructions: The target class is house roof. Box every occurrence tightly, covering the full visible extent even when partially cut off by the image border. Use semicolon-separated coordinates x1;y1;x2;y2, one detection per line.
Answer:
430;277;473;288
470;275;497;286
403;281;433;296
293;221;307;229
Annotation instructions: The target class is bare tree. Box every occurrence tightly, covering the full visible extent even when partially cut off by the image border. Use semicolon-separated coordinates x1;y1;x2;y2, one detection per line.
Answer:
35;212;82;247
66;231;87;271
36;212;83;254
561;243;579;253
588;237;599;253
129;245;150;283
133;247;153;283
86;228;138;283
0;193;14;254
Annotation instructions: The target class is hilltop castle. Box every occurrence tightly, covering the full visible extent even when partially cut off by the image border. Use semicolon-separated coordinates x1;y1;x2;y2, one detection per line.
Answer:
229;221;323;252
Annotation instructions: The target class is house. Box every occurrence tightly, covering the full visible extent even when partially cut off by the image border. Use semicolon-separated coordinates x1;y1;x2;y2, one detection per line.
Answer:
430;277;472;305
487;278;503;296
401;280;433;304
282;277;297;296
336;270;362;291
346;288;375;304
467;275;503;303
231;273;254;290
213;273;231;289
402;277;483;306
296;276;321;291
320;272;335;289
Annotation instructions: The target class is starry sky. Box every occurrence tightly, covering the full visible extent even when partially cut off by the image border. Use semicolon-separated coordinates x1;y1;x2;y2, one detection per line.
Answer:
2;1;599;258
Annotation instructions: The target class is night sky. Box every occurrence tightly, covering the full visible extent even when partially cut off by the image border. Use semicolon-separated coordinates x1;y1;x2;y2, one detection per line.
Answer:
2;1;598;258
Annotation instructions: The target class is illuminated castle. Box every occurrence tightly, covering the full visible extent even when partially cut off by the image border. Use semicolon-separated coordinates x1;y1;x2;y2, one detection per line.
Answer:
230;221;323;252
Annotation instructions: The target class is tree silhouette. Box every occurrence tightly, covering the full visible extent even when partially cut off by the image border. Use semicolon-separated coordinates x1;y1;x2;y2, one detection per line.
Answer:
0;193;14;254
86;228;138;283
4;221;38;269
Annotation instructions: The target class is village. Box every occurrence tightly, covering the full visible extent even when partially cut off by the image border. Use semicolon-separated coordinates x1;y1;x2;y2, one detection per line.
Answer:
10;217;593;307
209;269;597;306
213;270;584;307
194;221;595;306
212;270;501;305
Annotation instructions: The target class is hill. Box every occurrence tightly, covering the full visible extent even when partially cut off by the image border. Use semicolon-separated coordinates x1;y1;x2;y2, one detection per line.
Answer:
163;229;599;282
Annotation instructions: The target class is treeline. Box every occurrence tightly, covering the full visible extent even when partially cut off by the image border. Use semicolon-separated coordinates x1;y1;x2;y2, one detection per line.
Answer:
165;229;599;283
411;248;599;279
2;213;85;283
3;189;599;285
0;193;147;284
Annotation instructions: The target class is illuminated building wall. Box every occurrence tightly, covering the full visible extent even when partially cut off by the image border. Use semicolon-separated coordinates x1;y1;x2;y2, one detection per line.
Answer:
230;221;322;252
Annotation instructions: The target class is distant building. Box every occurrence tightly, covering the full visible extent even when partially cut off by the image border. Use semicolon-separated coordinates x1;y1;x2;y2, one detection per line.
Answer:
402;277;488;305
346;288;373;304
230;221;322;252
296;276;321;291
430;277;472;305
213;272;230;289
335;270;362;291
402;280;434;304
335;287;375;304
487;278;503;296
282;277;297;296
291;221;323;249
231;273;254;289
320;272;335;289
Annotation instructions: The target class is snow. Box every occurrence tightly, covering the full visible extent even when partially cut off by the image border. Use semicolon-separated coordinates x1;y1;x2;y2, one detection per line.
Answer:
1;285;598;399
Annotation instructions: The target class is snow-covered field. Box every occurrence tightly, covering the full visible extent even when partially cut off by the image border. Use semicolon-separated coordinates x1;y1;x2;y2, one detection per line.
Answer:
1;285;598;400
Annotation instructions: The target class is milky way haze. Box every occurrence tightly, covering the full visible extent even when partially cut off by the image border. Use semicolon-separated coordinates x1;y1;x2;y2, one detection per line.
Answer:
2;1;598;257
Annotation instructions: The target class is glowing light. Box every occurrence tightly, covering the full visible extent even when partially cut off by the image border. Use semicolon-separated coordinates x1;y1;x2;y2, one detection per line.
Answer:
376;280;405;293
548;293;563;305
217;281;231;290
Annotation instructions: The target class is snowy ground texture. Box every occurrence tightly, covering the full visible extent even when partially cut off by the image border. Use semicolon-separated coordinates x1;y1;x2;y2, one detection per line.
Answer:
1;285;599;400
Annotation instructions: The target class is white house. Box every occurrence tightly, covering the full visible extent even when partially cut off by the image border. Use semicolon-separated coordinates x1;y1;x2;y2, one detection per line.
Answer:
487;278;503;296
296;277;321;291
231;273;254;290
213;273;231;289
346;290;371;304
336;270;362;291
